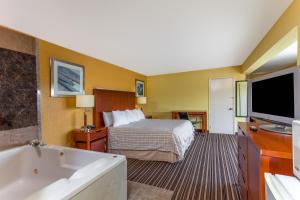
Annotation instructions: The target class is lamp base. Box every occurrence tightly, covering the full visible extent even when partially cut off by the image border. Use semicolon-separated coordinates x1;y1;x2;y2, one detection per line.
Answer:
81;125;95;132
82;108;95;132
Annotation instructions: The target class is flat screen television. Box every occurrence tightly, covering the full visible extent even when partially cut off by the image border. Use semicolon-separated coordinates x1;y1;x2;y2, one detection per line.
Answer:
249;66;300;125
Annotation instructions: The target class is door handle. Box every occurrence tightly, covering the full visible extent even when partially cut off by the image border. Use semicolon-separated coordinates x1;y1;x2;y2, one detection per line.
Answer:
228;108;233;111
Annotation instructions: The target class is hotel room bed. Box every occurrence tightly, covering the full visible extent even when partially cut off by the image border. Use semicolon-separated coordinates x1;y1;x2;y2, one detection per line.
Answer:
108;119;194;163
93;89;195;163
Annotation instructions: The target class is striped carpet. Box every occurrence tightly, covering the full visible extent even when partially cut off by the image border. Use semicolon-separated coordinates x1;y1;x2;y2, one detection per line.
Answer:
127;134;240;200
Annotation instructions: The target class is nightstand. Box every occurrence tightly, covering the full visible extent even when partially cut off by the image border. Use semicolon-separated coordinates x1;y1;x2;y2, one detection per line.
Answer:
146;115;152;119
72;128;108;152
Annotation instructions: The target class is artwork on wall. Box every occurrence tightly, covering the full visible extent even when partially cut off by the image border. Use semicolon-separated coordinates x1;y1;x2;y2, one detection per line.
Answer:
51;58;85;97
135;79;145;97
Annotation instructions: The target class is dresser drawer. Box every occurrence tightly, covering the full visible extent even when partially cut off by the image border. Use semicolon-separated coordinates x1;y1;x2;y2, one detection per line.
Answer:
72;128;108;152
75;138;106;152
238;141;247;157
238;127;248;200
239;177;248;200
238;149;248;174
91;138;106;152
238;161;247;183
238;129;248;152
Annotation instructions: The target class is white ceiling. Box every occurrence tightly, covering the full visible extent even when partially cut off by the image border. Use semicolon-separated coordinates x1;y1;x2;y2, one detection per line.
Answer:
0;0;293;75
253;42;298;74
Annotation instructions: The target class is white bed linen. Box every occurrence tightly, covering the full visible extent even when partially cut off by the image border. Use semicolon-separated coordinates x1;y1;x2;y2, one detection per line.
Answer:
112;110;129;127
108;119;194;160
103;112;113;127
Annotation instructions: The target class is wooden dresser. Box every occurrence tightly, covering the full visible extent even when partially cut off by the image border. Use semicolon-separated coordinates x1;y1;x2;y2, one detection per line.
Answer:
237;122;293;200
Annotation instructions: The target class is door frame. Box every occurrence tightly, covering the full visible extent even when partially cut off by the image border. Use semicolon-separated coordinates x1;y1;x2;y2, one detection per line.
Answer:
208;77;235;134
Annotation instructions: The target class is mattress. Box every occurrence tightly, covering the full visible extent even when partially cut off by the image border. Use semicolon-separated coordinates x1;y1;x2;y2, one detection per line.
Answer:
108;119;194;160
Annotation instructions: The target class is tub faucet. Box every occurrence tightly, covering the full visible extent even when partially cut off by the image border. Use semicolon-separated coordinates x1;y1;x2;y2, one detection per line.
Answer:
29;139;44;147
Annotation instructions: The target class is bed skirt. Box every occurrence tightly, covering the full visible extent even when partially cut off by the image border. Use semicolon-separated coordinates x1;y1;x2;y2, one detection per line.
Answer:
109;149;178;163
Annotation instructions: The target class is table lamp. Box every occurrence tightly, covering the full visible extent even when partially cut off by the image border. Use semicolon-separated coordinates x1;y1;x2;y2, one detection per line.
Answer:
137;96;147;111
76;95;94;131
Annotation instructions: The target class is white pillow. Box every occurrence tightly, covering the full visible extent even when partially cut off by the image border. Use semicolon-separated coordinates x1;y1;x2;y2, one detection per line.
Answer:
103;112;113;127
130;109;140;121
138;109;145;119
112;110;129;127
132;110;141;121
125;110;137;123
135;109;145;120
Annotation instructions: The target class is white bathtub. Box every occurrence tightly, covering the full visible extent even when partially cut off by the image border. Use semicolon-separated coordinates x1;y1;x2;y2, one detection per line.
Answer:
0;145;127;200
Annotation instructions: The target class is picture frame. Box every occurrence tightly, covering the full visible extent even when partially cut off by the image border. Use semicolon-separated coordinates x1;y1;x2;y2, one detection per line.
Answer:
135;79;145;97
50;58;85;97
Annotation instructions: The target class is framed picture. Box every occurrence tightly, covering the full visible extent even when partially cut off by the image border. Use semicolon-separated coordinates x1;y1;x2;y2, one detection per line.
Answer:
50;58;85;97
135;79;145;97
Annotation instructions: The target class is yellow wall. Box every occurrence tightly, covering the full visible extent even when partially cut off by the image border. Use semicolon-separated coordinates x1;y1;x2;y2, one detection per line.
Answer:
145;66;245;120
242;0;300;73
39;40;146;146
38;0;300;143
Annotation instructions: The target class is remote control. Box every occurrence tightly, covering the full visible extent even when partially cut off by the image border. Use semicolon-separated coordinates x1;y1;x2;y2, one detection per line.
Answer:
249;125;258;132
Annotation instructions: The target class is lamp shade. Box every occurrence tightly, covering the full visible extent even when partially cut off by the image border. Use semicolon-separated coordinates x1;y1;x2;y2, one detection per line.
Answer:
137;96;147;105
76;95;94;108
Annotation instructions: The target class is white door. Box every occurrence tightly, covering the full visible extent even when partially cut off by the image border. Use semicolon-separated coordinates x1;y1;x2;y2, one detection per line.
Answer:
209;78;234;134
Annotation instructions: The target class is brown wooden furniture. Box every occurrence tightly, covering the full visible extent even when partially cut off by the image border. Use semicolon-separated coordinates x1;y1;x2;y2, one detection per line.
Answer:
93;89;136;128
146;115;152;119
172;111;207;133
237;122;293;200
72;128;108;152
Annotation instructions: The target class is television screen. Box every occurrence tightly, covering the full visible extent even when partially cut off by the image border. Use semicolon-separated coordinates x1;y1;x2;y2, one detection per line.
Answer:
252;73;294;118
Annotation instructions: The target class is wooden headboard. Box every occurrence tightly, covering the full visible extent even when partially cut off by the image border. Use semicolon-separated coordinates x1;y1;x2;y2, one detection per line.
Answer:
93;89;136;128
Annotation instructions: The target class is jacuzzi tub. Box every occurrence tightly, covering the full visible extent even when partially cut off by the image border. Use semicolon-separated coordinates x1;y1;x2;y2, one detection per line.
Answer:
0;145;127;200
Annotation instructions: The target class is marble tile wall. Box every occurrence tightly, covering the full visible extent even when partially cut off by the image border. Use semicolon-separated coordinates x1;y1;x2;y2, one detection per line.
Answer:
0;26;38;146
0;47;37;130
